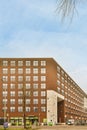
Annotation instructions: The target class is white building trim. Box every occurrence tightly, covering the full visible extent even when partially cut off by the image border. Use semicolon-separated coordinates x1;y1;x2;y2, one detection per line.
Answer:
47;90;64;124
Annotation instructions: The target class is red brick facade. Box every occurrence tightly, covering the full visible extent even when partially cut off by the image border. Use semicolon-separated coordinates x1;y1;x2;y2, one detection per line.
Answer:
0;58;87;125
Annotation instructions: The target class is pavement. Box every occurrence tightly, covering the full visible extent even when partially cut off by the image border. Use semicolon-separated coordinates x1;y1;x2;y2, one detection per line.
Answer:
36;125;87;130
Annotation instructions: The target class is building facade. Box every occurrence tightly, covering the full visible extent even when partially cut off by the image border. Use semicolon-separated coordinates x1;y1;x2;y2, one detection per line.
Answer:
0;58;87;125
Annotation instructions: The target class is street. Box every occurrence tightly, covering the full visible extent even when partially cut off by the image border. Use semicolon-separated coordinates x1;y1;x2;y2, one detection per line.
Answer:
38;125;87;130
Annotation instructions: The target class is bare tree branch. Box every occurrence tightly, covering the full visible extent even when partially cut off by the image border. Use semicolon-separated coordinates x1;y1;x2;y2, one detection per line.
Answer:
56;0;79;21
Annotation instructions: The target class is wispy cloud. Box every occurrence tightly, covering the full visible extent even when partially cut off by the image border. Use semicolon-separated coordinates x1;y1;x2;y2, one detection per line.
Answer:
0;0;87;92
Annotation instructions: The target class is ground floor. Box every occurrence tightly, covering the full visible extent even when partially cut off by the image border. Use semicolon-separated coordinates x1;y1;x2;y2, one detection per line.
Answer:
0;90;87;126
0;115;39;126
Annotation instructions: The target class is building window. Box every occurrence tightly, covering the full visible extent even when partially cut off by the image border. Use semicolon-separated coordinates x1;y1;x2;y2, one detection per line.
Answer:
2;91;7;97
10;61;16;66
62;77;64;83
61;90;64;95
10;68;16;74
41;68;46;74
26;68;31;74
33;99;38;104
2;84;8;89
33;61;38;66
18;99;23;104
33;91;38;97
33;84;38;89
57;66;60;73
26;91;31;96
41;99;46;104
57;73;60;79
57;87;60;93
18;91;23;97
61;70;64;76
18;61;23;66
10;107;15;112
41;61;46;66
33;76;38;81
2;68;8;74
41;91;46;96
41;76;46;81
26;99;30;104
26;61;31;66
2;76;8;82
41;83;46;89
26;76;31;81
61;83;64;89
26;84;31;89
2;107;7;112
33;107;38;112
26;107;30;112
10;84;15;89
41;107;46;112
65;74;67;79
18;68;23;74
3;99;7;104
57;80;60;86
10;99;15;104
10;91;15;97
2;61;8;66
10;76;15;82
18;107;23;112
18;76;23;82
33;68;38;74
18;84;23;89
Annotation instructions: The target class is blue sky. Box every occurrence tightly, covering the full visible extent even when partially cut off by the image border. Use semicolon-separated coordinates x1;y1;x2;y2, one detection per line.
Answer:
0;0;87;92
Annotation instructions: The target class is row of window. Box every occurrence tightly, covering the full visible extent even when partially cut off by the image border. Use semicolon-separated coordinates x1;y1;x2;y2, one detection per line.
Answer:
57;66;83;96
2;76;46;82
2;83;46;89
3;98;46;105
2;60;46;66
2;91;46;97
3;106;46;112
2;68;46;74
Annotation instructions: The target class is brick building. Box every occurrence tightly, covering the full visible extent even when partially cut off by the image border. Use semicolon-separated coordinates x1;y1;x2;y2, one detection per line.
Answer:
0;58;87;125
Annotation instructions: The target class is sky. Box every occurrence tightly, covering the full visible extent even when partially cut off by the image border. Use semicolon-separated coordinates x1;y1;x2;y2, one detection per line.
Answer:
0;0;87;92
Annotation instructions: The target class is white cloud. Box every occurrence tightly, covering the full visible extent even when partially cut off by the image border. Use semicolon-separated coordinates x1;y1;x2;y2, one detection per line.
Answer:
0;0;87;93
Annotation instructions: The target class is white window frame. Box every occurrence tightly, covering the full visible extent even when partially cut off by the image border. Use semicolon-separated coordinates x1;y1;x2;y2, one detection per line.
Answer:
2;68;8;74
18;61;23;66
33;76;38;81
41;83;46;89
41;76;46;81
26;84;31;89
26;68;31;74
33;99;38;104
33;91;38;97
41;68;46;74
33;68;38;74
10;61;16;66
18;107;23;112
33;61;38;66
10;84;15;89
10;68;16;74
18;68;23;74
41;91;46;96
41;61;46;66
26;61;31;66
3;61;8;66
